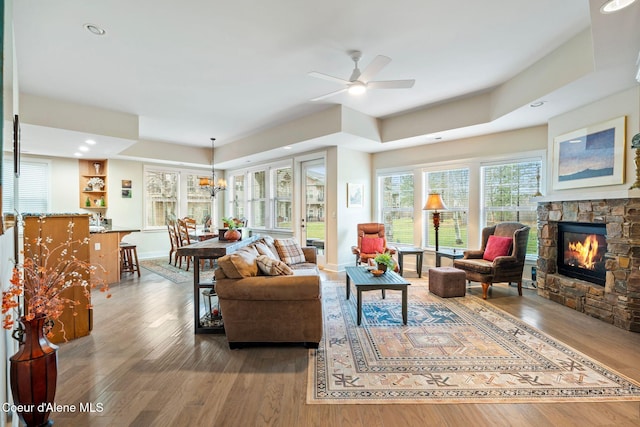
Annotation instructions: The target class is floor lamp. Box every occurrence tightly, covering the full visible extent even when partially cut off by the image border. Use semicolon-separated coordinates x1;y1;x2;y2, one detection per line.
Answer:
423;193;447;252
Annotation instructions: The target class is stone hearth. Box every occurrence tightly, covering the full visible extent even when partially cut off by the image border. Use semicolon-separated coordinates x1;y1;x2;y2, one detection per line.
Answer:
537;199;640;332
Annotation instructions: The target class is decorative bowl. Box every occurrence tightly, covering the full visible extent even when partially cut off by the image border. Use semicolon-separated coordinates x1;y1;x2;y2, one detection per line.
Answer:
371;269;385;277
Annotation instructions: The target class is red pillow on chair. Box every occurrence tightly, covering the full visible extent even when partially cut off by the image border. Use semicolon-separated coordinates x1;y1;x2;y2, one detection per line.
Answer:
483;235;513;261
361;237;384;254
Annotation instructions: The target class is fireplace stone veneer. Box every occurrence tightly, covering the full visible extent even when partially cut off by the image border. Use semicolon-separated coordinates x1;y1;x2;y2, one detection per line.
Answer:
537;199;640;332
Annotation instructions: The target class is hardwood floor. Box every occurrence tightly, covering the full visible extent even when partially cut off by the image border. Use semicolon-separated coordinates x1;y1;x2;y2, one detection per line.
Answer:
51;268;640;427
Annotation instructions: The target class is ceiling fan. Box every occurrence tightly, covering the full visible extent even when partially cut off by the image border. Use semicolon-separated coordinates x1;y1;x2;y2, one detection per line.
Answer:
309;50;415;101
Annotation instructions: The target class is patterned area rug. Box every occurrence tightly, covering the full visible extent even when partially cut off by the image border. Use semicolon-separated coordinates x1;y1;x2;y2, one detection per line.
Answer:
139;258;215;284
307;280;640;404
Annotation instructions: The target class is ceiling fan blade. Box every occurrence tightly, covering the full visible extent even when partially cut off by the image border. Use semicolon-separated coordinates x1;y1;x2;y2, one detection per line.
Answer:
308;71;350;85
358;55;391;83
367;79;415;89
310;87;348;101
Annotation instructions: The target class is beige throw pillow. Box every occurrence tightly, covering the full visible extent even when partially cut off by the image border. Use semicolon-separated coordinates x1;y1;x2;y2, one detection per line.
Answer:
217;250;258;278
256;255;294;276
274;238;306;265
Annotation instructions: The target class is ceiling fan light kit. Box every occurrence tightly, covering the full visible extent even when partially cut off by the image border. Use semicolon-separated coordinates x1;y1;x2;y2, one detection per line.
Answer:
309;50;415;101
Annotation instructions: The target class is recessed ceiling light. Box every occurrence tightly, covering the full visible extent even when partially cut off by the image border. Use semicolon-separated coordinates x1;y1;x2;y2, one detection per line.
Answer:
85;139;97;145
530;101;545;107
283;146;292;150
83;24;106;36
74;152;83;157
78;146;89;152
600;0;638;13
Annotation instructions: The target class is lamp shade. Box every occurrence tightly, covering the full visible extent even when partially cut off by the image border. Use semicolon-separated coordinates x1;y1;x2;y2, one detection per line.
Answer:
423;193;447;211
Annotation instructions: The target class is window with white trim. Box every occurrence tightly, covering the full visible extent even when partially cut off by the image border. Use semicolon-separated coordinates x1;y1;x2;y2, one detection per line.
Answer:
228;161;293;231
379;173;414;245
481;159;541;255
2;157;50;214
143;166;211;229
424;168;469;250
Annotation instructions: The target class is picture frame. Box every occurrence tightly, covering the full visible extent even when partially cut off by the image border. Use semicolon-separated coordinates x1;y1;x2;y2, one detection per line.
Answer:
552;116;626;190
122;179;132;189
122;189;132;198
347;183;363;208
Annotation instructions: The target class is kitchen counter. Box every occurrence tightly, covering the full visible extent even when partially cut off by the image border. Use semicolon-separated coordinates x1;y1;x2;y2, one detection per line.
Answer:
89;226;140;284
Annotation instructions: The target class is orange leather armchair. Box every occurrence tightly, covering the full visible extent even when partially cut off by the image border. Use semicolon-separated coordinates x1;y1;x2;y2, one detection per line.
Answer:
351;223;397;266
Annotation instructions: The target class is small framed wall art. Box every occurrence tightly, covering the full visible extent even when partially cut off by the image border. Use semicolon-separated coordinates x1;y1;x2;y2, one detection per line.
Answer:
347;183;363;208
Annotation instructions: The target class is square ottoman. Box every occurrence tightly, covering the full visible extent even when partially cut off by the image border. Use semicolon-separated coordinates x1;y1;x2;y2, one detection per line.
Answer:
428;267;466;298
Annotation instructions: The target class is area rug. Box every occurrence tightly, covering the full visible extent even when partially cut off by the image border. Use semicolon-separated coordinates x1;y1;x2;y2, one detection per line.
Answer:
139;258;215;284
307;280;640;404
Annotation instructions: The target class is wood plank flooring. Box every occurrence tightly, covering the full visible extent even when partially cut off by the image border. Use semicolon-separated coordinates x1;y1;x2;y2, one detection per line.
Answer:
50;267;640;427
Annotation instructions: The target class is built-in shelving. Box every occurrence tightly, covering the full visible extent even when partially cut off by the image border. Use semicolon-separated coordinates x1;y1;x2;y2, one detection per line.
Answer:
79;159;108;209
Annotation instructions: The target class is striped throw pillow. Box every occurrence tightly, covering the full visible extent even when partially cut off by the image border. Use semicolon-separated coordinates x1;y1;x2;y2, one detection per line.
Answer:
274;238;306;265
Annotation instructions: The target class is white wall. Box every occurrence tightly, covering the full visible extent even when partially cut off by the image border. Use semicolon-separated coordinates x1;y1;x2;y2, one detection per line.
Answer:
328;146;372;272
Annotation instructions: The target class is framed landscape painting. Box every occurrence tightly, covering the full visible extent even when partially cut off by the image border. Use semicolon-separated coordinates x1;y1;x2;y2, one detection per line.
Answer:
552;116;626;190
347;183;363;208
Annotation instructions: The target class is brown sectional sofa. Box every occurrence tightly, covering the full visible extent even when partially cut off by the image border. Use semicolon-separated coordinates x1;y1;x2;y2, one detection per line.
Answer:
214;236;322;349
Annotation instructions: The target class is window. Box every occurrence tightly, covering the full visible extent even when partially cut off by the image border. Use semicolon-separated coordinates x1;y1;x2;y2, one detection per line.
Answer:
2;157;50;214
250;170;266;228
379;173;414;244
144;166;211;229
228;161;294;231
424;168;469;250
186;174;212;222
273;167;292;229
231;173;245;219
481;159;541;255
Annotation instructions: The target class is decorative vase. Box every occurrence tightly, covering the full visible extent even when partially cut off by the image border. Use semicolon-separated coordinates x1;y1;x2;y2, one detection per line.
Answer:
93;162;101;174
377;263;387;273
10;315;58;427
224;229;241;242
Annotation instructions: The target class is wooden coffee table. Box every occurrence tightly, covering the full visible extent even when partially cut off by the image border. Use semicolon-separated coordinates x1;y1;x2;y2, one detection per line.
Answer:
345;266;411;325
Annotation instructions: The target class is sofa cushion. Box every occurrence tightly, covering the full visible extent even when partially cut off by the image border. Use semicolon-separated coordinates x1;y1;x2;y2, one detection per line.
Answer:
254;241;279;259
274;238;306;265
256;255;294;276
483;235;513;261
261;236;281;261
361;236;384;254
217;249;259;278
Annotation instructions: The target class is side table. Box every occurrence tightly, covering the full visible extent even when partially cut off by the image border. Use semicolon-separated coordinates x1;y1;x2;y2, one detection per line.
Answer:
397;247;424;278
435;249;464;267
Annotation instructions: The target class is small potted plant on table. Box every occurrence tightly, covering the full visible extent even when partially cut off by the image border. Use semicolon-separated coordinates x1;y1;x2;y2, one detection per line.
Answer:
221;217;242;241
373;252;395;273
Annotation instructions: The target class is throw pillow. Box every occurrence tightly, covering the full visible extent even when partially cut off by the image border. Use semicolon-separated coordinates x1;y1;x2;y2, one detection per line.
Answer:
361;236;384;254
483;235;513;262
256;255;294;276
274;238;306;265
254;241;279;260
217;250;259;278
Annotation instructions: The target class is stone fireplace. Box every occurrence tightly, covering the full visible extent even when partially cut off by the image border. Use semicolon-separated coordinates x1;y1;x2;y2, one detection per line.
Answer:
537;199;640;332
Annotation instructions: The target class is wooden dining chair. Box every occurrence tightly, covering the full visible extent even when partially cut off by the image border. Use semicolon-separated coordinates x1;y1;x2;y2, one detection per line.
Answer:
167;220;180;265
176;218;193;271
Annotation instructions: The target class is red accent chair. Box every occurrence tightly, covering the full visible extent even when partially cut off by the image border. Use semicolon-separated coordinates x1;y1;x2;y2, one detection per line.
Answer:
351;223;397;267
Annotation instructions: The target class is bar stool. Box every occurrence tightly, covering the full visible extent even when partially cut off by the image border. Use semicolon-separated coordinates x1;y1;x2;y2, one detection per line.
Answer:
120;242;140;277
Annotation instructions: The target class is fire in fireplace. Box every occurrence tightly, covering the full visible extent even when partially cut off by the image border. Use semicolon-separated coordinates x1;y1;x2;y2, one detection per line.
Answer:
557;222;606;285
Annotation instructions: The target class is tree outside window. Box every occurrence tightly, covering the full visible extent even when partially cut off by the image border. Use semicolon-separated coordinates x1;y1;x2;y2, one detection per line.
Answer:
380;173;414;245
481;160;541;255
145;169;178;227
424;168;469;250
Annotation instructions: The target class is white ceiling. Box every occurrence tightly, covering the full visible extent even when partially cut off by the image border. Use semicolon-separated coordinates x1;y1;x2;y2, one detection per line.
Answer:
11;0;640;167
